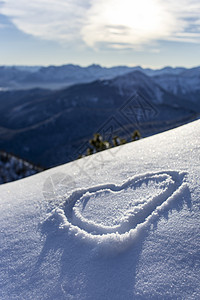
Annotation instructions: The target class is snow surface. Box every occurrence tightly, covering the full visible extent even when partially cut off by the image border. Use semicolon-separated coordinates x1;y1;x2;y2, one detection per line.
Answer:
0;120;200;299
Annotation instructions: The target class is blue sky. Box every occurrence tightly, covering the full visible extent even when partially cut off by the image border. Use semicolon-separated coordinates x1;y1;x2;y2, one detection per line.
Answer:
0;0;200;68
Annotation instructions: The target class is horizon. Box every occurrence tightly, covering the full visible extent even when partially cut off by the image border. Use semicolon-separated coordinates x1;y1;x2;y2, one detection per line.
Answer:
0;63;200;70
1;1;200;68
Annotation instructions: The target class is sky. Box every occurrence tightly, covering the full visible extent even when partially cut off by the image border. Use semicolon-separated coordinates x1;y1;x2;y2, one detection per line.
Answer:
0;0;200;68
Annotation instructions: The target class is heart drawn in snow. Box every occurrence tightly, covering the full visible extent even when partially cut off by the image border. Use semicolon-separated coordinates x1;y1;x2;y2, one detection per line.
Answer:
49;171;187;251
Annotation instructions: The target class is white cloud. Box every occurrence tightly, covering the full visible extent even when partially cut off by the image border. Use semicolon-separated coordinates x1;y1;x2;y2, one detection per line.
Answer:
81;0;200;49
81;0;177;48
1;0;200;49
0;0;89;44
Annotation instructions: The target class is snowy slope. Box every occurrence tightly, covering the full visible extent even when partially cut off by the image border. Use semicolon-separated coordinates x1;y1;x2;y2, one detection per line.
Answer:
153;72;200;95
152;67;200;103
0;120;200;299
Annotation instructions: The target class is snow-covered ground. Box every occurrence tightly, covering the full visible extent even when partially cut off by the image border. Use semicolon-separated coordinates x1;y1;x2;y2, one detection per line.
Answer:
0;120;200;299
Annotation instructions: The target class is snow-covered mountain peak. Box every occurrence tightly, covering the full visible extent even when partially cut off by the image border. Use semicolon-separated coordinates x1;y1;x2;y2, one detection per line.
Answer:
110;70;166;103
153;66;200;97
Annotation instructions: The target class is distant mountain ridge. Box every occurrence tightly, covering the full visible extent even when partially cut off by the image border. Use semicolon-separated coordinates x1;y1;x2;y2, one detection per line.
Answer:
0;64;190;91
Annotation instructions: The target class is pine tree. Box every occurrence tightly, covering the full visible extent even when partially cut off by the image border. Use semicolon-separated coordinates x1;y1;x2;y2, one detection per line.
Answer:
132;130;141;141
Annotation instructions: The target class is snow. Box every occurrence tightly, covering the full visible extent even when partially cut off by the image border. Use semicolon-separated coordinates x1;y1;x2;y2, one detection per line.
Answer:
153;67;200;96
0;120;200;299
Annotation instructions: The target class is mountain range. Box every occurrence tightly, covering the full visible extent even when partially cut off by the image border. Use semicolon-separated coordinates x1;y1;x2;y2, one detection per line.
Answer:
0;65;199;168
0;64;187;91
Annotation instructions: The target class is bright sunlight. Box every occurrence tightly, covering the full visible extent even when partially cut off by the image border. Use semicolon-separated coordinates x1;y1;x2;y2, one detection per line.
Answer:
82;0;177;48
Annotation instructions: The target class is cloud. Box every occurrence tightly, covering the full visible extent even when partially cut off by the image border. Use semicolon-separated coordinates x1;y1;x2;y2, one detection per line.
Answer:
81;0;200;49
1;0;200;49
0;0;89;44
81;0;176;48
